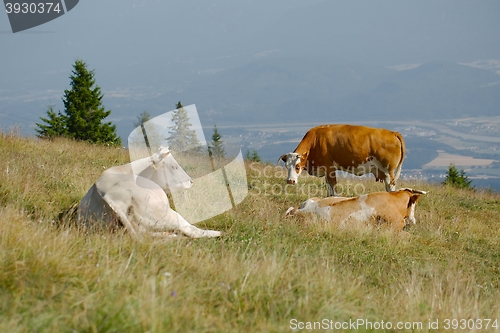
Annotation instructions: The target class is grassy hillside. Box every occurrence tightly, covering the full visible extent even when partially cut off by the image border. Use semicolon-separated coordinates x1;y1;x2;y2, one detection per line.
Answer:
1;131;500;332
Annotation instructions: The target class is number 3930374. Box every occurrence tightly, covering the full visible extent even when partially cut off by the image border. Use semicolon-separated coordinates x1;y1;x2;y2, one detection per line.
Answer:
4;1;79;33
5;2;62;14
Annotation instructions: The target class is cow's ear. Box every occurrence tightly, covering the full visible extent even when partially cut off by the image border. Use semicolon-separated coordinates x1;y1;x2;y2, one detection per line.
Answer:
300;151;309;160
407;194;420;208
278;154;287;164
157;147;171;159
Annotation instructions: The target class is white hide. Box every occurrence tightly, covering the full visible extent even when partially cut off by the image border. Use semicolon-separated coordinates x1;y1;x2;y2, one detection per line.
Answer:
338;195;375;228
77;147;221;238
282;152;302;185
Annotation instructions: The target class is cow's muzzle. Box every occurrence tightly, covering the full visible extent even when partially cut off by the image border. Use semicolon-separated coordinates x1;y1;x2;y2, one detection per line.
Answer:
287;179;296;185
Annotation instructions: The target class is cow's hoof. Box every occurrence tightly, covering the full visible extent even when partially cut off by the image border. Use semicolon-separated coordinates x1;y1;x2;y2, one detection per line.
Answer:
204;230;222;238
285;207;295;216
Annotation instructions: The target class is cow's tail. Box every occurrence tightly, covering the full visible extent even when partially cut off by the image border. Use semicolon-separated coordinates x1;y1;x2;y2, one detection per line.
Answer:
394;132;406;181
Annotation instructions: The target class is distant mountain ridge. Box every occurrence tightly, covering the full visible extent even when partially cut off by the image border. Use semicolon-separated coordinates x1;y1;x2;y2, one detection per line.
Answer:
2;56;499;141
183;59;500;126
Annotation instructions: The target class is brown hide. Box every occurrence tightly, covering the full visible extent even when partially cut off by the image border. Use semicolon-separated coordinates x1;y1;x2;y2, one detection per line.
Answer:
288;189;424;233
326;190;421;231
293;124;405;189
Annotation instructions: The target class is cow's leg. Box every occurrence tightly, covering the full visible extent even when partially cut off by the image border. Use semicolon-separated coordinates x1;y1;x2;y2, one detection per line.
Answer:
325;173;338;196
105;201;141;240
149;231;179;238
175;212;221;238
394;163;403;184
379;210;406;232
383;170;397;192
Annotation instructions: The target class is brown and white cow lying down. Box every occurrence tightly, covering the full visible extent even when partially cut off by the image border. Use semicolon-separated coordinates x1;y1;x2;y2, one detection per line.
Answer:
77;147;221;239
286;189;426;233
279;124;406;196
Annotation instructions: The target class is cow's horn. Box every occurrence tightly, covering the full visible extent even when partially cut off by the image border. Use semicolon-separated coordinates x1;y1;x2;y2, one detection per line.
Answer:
277;154;287;164
400;188;428;195
412;189;428;195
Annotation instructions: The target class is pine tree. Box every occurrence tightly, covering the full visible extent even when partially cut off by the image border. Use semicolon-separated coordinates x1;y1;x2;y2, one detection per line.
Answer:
245;149;262;162
166;102;201;153
35;105;67;139
129;111;164;153
442;164;474;190
36;60;121;145
133;111;152;128
208;124;226;159
63;60;121;145
251;150;262;163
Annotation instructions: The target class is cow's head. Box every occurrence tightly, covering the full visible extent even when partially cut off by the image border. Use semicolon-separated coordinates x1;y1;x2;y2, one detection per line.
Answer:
401;188;427;225
278;152;308;185
138;147;193;192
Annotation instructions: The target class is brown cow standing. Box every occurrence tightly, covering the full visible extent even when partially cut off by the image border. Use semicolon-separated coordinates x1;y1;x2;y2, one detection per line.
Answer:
279;124;406;196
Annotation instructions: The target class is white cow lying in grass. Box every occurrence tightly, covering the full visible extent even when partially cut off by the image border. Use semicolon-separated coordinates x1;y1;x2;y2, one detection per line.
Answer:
77;147;221;239
286;188;426;233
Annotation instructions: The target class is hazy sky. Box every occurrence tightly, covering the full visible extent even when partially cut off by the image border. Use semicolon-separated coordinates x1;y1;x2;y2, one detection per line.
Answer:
1;0;499;136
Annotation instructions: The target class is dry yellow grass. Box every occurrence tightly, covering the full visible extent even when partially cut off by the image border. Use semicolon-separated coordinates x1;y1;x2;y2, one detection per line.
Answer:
1;131;500;332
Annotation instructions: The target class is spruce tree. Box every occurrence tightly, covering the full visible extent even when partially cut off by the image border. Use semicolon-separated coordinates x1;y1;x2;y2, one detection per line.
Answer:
208;124;226;159
166;102;201;153
63;60;120;144
245;149;262;162
251;150;262;163
133;111;152;128
129;111;164;152
35;105;67;139
442;164;474;190
36;60;121;145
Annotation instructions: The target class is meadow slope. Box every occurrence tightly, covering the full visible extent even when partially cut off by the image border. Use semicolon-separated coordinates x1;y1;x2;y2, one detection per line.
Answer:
1;131;500;332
